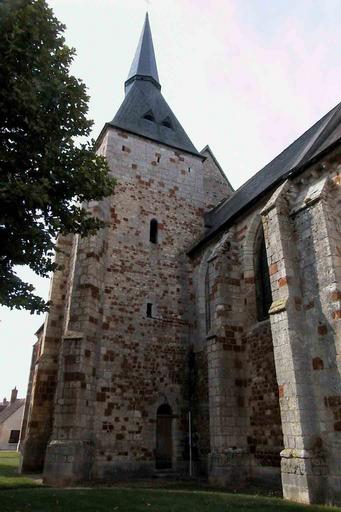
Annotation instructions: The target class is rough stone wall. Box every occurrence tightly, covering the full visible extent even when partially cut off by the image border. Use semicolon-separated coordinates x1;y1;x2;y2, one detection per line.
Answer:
20;235;74;472
89;129;208;480
245;321;283;471
22;126;230;484
191;204;283;486
19;338;40;451
262;146;341;504
187;347;210;475
201;147;233;210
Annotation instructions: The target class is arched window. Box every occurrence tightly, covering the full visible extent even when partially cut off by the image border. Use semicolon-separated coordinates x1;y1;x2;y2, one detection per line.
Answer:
150;219;158;244
254;226;272;321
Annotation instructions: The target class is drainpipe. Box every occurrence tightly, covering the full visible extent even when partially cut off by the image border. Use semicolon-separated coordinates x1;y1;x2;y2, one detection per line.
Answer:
189;410;192;477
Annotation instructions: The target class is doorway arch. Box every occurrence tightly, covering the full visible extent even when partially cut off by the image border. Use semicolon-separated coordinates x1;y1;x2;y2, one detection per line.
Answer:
155;404;173;469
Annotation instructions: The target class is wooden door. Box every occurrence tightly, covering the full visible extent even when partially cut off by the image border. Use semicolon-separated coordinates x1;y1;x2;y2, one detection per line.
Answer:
156;404;172;469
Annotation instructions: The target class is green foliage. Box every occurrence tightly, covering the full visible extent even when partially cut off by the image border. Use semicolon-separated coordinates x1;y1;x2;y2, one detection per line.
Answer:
0;0;116;313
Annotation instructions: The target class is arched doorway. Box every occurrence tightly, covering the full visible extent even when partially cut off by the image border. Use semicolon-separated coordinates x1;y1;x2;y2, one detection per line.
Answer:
155;404;173;469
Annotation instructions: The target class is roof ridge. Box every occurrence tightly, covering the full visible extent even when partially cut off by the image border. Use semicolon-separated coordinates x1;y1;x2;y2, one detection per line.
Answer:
0;398;25;424
299;102;341;165
209;102;341;218
189;101;341;252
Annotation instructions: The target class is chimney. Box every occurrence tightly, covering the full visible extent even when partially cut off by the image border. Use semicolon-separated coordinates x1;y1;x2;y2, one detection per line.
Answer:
10;387;18;404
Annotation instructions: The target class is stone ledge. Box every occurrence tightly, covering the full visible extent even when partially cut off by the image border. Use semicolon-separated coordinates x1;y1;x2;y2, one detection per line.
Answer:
269;298;288;315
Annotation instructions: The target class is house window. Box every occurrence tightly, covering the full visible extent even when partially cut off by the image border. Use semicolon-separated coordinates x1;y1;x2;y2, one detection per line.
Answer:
254;226;272;321
147;303;153;318
150;219;158;244
8;430;20;444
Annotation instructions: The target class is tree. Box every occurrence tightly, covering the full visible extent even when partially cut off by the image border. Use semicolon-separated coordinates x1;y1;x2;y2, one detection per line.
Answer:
0;0;116;313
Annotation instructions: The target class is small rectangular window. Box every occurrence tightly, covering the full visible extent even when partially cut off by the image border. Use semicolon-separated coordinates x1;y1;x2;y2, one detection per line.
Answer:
150;219;158;244
8;430;20;443
146;303;153;318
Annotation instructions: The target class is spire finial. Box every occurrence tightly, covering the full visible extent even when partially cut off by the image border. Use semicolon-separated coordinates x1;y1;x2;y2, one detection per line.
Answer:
125;13;160;94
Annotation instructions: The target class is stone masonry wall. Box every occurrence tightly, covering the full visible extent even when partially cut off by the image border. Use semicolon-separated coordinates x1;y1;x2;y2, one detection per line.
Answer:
191;203;283;486
245;321;283;471
20;235;74;472
262;146;341;504
201;147;234;210
30;126;231;484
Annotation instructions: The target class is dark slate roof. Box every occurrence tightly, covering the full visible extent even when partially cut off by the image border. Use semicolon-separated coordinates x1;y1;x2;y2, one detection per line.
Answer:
125;13;160;93
0;399;25;424
110;80;201;156
189;102;341;253
110;14;201;157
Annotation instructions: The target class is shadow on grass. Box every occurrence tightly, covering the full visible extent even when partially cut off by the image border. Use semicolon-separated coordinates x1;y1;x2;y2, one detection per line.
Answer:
1;452;340;511
1;487;341;512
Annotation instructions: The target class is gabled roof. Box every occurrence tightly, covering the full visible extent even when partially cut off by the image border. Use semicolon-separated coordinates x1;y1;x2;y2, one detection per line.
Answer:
0;399;25;424
110;14;201;157
189;101;341;253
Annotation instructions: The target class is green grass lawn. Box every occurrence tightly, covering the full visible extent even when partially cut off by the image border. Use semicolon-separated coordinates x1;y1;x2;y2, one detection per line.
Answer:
0;451;41;489
1;451;341;512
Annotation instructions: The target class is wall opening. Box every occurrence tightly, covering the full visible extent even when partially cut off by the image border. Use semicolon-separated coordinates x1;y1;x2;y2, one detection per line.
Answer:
205;265;212;333
155;404;173;470
254;225;272;321
150;219;158;244
146;303;153;318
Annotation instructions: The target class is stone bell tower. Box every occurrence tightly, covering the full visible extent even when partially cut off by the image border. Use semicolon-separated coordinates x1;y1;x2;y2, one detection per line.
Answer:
20;13;232;484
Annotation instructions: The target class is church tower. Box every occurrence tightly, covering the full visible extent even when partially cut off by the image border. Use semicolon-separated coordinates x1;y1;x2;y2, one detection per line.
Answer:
20;14;232;484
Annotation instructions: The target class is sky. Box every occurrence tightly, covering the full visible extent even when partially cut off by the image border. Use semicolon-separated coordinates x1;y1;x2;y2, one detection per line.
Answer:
1;0;341;400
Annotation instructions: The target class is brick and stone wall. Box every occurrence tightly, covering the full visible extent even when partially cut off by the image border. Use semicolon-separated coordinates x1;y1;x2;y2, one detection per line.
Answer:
262;145;341;504
191;205;284;487
21;106;341;505
201;146;234;210
21;125;231;484
20;235;74;472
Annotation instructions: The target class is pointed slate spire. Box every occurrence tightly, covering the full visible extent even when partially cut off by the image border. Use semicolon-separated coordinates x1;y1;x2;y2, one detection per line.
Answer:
110;14;201;156
125;13;160;94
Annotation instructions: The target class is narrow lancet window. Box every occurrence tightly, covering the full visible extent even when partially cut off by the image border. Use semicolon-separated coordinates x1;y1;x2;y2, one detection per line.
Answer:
205;265;212;334
150;219;158;244
147;303;153;318
254;226;272;321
